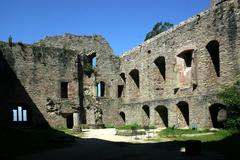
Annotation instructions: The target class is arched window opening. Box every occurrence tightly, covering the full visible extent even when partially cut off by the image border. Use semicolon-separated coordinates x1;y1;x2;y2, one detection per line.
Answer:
118;85;124;98
120;73;126;83
176;101;189;126
209;103;227;128
154;56;166;81
177;50;193;67
155;105;168;127
120;112;126;122
142;105;150;119
206;40;220;77
129;69;139;88
88;53;96;69
97;81;105;97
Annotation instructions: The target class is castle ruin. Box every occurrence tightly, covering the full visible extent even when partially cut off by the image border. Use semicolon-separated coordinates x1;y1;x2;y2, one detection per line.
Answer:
0;0;239;129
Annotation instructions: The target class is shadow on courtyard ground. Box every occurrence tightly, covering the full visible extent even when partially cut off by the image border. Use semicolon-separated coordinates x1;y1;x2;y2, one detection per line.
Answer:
14;131;240;160
0;128;77;158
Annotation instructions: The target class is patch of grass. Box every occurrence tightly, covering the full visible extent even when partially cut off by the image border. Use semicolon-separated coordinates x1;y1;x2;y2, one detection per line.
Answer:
159;128;210;137
176;130;234;142
54;126;69;132
54;127;83;137
0;127;76;156
117;123;143;130
158;128;238;142
104;124;115;128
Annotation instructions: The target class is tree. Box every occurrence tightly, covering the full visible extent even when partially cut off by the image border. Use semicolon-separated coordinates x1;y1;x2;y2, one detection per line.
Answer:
144;22;174;41
218;81;240;129
8;35;13;47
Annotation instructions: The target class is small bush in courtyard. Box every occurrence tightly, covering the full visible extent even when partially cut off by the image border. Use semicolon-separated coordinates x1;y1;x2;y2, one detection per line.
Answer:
218;80;240;129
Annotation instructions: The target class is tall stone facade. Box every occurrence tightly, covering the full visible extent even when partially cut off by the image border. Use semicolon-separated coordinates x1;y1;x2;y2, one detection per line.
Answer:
0;0;239;129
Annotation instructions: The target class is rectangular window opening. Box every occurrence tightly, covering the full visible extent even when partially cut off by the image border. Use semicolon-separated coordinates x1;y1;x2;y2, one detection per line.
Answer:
13;110;18;122
18;106;22;121
61;82;68;98
23;110;27;122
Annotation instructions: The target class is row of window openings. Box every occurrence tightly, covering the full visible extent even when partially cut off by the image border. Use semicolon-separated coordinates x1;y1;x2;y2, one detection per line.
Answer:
118;41;220;96
60;56;96;98
12;106;28;122
60;41;220;98
60;81;106;98
120;103;225;128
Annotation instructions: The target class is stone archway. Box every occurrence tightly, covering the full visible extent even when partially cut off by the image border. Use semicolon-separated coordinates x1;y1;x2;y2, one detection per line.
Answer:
119;111;126;124
155;105;168;127
176;101;189;128
209;103;227;128
206;40;220;77
142;105;150;125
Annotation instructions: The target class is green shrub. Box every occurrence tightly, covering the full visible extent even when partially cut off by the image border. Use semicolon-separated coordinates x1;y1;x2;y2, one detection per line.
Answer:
218;81;240;129
145;22;173;41
8;35;13;47
83;63;94;76
224;118;240;129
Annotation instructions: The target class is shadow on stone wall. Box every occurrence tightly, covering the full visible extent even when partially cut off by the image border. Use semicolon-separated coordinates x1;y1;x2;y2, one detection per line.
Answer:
0;50;80;159
0;51;47;128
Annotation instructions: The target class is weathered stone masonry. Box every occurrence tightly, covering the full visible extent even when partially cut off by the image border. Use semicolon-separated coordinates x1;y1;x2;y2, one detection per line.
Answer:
117;0;240;129
0;0;239;129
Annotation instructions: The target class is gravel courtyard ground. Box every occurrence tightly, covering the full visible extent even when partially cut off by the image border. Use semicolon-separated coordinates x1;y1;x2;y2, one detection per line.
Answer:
81;128;167;143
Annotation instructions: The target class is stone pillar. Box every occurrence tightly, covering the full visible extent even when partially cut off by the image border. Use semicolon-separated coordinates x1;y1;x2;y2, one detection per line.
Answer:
149;107;155;126
73;112;81;131
168;106;177;128
93;85;97;97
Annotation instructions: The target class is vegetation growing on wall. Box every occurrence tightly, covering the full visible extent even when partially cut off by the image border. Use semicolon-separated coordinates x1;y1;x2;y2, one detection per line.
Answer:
83;63;94;76
218;81;240;129
144;22;174;41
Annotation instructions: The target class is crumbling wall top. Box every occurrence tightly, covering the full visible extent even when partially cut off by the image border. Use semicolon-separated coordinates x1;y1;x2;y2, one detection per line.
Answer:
35;33;114;56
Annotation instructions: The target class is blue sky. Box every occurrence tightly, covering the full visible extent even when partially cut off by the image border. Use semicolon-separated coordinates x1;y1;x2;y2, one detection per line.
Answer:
0;0;210;55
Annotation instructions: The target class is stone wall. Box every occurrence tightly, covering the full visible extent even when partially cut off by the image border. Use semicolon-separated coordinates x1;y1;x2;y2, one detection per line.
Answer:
0;42;78;127
36;33;120;98
110;0;240;128
36;34;121;127
0;34;120;128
